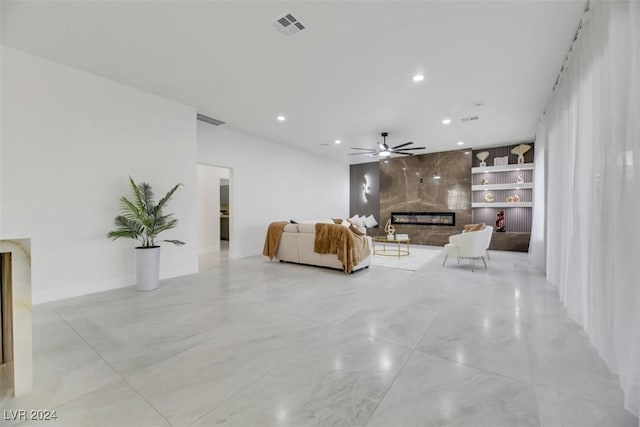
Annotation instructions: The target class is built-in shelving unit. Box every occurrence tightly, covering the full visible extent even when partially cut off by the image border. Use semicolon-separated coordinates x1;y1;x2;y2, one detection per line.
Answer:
472;202;533;208
471;147;534;236
471;163;534;209
471;163;534;174
471;182;533;191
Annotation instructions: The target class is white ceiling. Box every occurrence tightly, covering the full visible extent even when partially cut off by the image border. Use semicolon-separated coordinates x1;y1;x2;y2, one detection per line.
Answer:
1;1;585;164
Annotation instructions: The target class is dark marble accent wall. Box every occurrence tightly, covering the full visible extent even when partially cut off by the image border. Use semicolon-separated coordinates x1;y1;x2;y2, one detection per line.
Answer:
378;150;472;246
349;162;380;219
489;232;531;252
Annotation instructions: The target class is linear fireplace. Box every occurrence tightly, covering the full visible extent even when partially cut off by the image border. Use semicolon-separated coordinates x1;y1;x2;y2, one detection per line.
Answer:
391;212;456;226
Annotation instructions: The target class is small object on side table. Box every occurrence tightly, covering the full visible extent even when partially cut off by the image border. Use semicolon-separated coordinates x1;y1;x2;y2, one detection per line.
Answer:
495;210;506;232
384;218;396;240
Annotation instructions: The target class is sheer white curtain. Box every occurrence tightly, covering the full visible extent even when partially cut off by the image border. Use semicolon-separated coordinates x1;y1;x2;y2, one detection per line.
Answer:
535;0;640;418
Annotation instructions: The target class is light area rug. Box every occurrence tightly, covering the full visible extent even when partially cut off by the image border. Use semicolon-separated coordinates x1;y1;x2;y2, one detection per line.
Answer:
370;245;442;271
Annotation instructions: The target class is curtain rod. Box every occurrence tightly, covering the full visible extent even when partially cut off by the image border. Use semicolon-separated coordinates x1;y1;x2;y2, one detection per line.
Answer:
551;0;591;92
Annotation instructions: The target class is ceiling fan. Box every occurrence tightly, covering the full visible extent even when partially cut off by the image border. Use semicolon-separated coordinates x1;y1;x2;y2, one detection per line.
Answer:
349;132;425;158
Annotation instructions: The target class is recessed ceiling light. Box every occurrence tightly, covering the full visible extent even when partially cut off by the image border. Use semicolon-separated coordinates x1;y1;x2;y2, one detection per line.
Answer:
442;118;451;125
457;141;464;146
412;74;424;82
277;115;286;121
334;139;341;144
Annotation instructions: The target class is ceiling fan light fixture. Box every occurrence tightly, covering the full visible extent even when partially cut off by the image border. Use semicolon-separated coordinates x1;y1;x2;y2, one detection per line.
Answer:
412;74;425;82
379;151;391;158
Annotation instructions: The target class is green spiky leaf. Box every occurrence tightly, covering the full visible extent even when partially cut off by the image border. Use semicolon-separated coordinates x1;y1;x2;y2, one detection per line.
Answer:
107;177;185;248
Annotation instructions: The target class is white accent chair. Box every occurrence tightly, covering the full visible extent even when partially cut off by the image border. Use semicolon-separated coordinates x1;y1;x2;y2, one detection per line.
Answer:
480;225;493;260
443;226;493;272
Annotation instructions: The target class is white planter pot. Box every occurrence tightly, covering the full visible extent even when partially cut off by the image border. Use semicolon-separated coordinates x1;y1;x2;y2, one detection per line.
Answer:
387;234;395;240
135;246;160;291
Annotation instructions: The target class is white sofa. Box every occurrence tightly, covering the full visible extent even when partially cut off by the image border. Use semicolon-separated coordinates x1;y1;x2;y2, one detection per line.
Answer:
275;222;372;272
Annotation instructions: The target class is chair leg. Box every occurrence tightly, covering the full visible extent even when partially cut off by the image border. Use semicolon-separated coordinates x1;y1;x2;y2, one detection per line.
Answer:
457;256;461;264
443;254;448;267
486;250;491;261
471;258;475;272
482;256;487;269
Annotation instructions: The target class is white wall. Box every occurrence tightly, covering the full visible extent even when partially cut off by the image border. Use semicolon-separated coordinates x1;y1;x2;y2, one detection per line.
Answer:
198;123;349;259
1;46;199;304
197;164;229;253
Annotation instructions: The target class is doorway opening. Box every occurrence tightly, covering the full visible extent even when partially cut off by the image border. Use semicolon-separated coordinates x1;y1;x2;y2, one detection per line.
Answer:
197;164;232;271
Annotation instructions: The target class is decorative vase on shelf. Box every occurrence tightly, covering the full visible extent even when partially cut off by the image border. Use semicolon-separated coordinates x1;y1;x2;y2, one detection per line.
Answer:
511;144;531;164
496;211;505;232
516;174;524;184
477;151;490;168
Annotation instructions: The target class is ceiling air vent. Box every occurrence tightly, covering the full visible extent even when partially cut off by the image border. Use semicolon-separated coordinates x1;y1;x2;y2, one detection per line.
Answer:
461;115;480;122
271;12;307;38
197;113;225;126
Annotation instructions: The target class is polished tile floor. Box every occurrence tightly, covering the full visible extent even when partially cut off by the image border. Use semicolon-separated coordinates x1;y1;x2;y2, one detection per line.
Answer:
3;247;638;426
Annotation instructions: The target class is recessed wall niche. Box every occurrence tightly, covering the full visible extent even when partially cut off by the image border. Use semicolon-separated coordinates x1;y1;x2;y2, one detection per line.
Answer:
349;162;380;220
471;143;534;252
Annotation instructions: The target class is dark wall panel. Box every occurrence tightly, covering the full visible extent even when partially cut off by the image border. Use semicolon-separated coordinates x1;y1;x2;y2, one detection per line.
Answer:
349;162;380;219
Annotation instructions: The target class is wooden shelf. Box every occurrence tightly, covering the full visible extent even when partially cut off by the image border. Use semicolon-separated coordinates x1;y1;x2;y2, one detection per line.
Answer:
472;183;533;191
472;202;533;208
472;163;534;174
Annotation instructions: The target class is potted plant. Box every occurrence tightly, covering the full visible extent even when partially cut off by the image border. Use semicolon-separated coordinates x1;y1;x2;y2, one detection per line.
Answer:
108;177;185;291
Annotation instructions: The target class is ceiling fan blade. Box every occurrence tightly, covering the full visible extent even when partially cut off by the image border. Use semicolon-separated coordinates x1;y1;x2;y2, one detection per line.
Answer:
393;147;425;151
394;152;414;156
349;152;376;155
392;142;414;150
350;147;378;151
